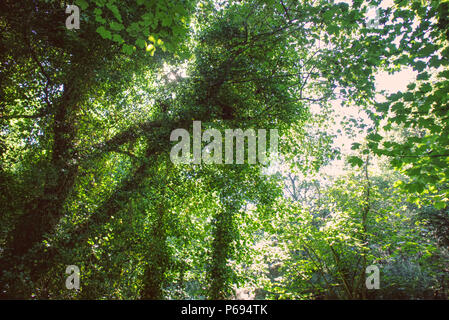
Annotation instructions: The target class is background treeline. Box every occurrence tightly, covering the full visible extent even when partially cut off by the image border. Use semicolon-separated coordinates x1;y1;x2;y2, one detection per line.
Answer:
0;0;448;299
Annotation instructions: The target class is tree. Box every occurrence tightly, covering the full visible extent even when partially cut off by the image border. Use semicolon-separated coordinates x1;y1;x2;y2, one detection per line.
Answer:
0;0;447;300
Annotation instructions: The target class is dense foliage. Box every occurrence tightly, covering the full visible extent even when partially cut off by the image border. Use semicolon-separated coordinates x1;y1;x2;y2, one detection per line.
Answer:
0;0;448;299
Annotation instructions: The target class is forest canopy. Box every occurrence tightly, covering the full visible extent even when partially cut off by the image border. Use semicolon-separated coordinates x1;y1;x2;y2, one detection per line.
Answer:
0;0;448;299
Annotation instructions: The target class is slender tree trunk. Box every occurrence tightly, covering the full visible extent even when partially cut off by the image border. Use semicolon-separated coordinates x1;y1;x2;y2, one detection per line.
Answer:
209;196;239;299
359;155;371;299
0;82;82;298
141;203;169;299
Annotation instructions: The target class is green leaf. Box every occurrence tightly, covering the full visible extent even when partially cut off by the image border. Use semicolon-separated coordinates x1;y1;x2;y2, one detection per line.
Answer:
434;201;447;210
148;35;156;43
110;21;124;31
121;43;134;55
135;38;146;49
161;16;172;27
96;26;112;39
406;83;416;90
146;43;156;56
76;0;89;10
351;143;361;150
413;60;426;72
112;34;124;43
416;72;429;81
367;133;383;142
348;156;364;167
106;3;122;22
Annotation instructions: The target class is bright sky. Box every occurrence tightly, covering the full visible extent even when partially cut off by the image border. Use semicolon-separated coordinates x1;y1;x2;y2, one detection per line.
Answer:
321;67;417;177
316;0;418;174
274;0;418;179
376;68;417;93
